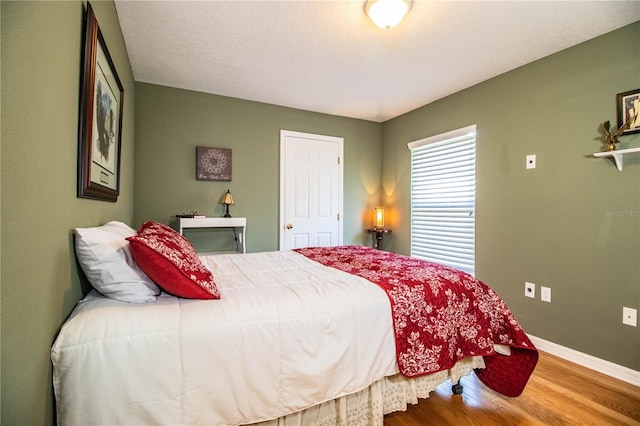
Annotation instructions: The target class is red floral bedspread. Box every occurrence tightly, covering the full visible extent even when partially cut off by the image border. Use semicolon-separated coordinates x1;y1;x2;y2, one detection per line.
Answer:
294;245;538;397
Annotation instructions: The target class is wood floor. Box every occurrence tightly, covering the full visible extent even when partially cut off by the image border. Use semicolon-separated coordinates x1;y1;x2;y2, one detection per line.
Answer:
383;351;640;425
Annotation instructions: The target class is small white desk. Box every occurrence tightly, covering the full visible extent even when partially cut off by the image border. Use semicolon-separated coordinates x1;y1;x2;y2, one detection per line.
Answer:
177;217;246;254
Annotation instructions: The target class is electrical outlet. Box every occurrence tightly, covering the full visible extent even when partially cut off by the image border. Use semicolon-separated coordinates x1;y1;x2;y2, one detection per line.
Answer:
541;286;551;303
525;282;535;298
526;154;536;169
623;307;637;327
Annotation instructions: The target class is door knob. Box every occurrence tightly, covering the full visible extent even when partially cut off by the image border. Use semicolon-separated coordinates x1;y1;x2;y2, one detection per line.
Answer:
286;223;293;229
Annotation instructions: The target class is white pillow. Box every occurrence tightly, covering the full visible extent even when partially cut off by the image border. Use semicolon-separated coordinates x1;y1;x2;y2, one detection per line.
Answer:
75;221;160;303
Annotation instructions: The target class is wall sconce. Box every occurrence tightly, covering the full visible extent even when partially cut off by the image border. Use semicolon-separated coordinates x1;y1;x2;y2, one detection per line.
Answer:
220;189;235;218
364;0;412;29
367;203;391;250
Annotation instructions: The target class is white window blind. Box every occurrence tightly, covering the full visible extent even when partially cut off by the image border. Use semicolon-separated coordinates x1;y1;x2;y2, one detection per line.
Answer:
408;125;476;276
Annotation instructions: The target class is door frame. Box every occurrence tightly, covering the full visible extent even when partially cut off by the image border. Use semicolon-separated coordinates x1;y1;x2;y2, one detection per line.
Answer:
279;130;344;250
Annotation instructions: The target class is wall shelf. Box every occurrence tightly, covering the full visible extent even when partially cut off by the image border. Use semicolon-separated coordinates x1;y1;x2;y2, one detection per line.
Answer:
592;147;640;171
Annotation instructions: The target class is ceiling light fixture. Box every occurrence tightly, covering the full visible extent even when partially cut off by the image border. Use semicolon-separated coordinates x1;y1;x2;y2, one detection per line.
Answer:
364;0;412;29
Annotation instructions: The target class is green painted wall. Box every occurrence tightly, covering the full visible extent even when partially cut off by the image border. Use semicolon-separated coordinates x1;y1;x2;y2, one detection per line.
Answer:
2;3;637;424
1;1;135;424
134;83;383;252
381;22;640;370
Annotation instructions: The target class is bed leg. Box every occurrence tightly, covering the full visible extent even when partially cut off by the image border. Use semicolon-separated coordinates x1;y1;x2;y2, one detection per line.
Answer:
451;381;464;395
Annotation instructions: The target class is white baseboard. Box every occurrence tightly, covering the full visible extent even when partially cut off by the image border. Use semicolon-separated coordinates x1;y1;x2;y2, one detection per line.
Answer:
528;334;640;387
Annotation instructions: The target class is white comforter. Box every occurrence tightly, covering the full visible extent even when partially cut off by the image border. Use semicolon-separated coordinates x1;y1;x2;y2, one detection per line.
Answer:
52;250;398;425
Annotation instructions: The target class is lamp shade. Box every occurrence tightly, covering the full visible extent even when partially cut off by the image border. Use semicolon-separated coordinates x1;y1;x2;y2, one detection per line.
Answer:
365;0;411;29
373;203;385;229
221;190;234;205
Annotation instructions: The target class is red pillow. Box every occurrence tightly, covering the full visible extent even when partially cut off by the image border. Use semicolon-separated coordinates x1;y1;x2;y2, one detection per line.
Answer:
127;221;220;299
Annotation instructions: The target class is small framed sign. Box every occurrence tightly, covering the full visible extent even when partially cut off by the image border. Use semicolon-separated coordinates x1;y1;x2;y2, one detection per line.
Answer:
196;146;232;181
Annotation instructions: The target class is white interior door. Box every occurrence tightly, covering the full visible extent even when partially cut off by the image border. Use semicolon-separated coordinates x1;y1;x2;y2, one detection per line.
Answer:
280;130;343;250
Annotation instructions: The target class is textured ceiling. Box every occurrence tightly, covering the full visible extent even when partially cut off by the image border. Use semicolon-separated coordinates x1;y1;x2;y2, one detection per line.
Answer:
114;1;640;122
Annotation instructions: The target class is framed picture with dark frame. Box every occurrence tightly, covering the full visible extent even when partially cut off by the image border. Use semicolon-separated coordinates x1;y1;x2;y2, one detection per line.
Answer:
196;146;232;181
77;3;124;202
616;88;640;136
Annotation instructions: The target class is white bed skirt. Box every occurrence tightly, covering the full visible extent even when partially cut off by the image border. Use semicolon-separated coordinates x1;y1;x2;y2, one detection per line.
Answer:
252;356;484;426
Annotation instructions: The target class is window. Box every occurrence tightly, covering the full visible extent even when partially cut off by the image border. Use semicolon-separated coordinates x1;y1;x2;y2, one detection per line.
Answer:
407;125;476;275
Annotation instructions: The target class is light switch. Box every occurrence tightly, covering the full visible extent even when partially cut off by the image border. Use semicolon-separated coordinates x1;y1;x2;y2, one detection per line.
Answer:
623;307;637;327
526;154;536;169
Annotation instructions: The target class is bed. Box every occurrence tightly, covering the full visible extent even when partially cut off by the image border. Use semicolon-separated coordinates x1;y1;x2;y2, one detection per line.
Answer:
52;221;538;425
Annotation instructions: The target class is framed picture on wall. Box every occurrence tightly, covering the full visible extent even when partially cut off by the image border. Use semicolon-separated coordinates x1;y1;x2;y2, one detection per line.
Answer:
616;88;640;136
196;146;232;181
77;3;124;202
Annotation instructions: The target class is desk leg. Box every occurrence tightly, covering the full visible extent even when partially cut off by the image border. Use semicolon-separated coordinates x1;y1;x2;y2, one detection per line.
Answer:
238;229;245;253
